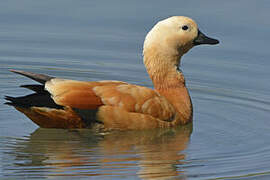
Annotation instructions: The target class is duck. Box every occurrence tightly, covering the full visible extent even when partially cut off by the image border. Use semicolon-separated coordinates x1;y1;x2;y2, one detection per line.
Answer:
5;16;219;130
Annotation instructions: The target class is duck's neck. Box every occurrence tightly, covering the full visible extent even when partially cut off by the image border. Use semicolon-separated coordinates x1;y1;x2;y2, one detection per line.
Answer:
143;48;193;124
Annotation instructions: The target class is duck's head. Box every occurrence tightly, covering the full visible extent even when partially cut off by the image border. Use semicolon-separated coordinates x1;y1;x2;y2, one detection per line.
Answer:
143;16;219;58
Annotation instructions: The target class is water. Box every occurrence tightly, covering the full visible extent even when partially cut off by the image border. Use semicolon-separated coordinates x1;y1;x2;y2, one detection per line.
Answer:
1;0;270;179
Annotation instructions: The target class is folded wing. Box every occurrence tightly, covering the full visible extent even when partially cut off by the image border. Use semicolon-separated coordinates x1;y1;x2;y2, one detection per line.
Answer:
6;70;178;130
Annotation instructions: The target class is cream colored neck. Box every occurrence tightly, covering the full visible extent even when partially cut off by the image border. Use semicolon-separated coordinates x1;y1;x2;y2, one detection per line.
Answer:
143;46;185;89
143;49;193;124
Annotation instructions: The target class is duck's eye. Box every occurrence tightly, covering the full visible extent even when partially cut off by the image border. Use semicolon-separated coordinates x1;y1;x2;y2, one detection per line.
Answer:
182;25;189;31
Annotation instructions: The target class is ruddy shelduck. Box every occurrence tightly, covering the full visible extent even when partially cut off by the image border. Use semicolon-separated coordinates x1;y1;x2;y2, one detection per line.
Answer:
5;16;219;130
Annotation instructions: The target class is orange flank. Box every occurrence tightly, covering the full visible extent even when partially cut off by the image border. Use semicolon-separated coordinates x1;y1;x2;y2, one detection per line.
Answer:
5;16;219;130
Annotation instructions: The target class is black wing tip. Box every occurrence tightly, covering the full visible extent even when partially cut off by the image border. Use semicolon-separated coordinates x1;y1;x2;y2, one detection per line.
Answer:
4;93;64;109
4;96;16;106
4;101;28;108
4;95;28;108
4;102;14;106
20;84;46;93
5;96;14;101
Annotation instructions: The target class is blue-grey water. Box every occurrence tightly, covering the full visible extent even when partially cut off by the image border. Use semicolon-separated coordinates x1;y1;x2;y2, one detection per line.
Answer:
1;1;270;179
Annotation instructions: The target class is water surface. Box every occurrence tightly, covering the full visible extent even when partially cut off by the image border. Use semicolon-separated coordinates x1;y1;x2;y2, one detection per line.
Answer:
1;1;270;179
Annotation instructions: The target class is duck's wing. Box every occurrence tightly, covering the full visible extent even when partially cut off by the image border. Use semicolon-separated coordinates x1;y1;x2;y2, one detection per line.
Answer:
45;78;177;129
6;70;177;129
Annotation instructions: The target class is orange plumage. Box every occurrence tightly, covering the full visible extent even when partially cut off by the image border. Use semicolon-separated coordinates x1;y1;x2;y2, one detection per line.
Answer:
5;16;219;130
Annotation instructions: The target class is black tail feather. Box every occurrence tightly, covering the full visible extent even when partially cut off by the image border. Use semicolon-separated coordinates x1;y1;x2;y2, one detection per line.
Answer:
5;70;63;110
9;69;54;84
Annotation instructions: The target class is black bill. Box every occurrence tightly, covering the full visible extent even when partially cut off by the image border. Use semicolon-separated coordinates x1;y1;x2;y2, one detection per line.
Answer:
193;30;219;46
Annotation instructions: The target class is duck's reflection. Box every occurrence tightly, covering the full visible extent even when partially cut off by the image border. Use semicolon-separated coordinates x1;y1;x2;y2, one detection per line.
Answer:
8;124;192;179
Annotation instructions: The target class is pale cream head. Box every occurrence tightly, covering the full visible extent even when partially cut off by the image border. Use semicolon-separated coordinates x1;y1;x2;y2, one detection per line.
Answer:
143;16;199;57
143;16;219;89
